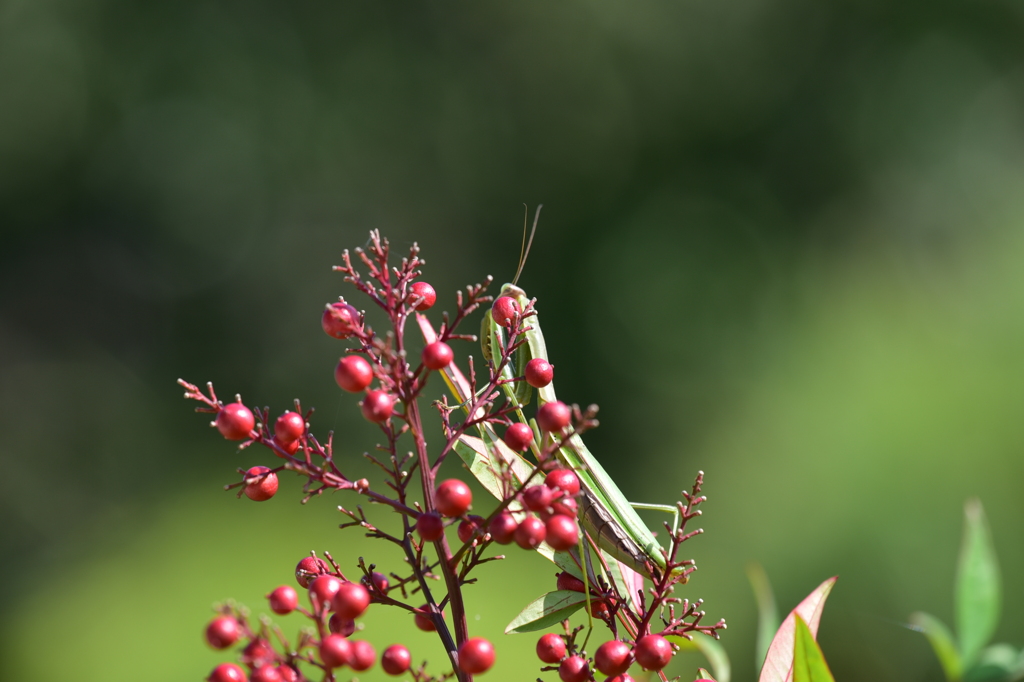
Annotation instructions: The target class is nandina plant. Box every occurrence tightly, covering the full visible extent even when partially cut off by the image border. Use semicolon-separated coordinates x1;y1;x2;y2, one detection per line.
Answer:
180;231;725;682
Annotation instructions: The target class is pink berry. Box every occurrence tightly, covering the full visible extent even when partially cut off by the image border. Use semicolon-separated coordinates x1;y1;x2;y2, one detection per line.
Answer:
634;635;673;671
608;676;636;682
322;302;359;339
205;616;241;649
244;466;279;501
335;355;374;392
435;479;472;517
457;515;485;543
319;634;353;669
363;571;389;593
492;296;520;327
556;571;586;593
536;633;566;664
416;512;445;542
504;422;534;451
381;644;412;675
243;639;275;668
514;515;547;549
536;401;571;433
524;357;554;388
522;485;555;512
349;640;376;671
595;640;632;676
545;514;580;551
558;655;590;682
273;436;300;455
587;599;610;620
329;614;356;636
422;341;454;370
458;637;495;674
333;582;371;619
216;402;255;440
410;281;437;311
309;574;343;609
545;468;580;496
295;557;329;588
268;585;298;615
208;663;247;682
549;496;578;519
488;512;518;545
361;389;395;423
274;411;305;444
276;666;300;682
414;606;443;631
251;664;283;682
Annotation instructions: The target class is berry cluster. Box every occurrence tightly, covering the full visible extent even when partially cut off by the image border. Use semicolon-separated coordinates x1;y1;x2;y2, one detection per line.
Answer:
180;231;723;682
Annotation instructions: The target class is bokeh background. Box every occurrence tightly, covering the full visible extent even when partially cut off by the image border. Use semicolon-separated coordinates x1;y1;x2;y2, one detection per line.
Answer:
2;1;1024;680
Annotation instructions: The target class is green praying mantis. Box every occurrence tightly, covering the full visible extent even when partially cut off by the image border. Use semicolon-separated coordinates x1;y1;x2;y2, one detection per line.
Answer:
418;209;684;624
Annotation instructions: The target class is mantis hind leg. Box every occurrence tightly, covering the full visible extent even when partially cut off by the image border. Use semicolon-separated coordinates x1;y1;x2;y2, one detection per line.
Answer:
629;501;681;534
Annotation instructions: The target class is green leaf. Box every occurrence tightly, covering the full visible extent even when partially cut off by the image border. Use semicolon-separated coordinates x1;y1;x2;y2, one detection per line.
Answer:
956;499;1001;666
909;611;962;681
759;576;837;682
669;634;731;682
792;615;835;682
504;590;587;634
697;668;718;681
963;643;1020;682
748;563;781;674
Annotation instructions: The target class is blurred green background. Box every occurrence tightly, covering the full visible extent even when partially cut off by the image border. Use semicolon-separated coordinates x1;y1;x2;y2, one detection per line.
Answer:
2;1;1024;680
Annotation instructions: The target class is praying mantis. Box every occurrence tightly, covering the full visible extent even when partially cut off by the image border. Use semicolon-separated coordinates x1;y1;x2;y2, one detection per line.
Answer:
418;209;683;624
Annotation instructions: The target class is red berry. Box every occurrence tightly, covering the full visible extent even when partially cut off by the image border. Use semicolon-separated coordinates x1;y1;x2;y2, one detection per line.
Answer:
244;466;279;501
545;469;580;496
329;614;355;636
422;341;454;370
504;423;534;451
514;515;547;549
411;281;437;311
273;436;300;455
522;485;555;512
587;599;610;620
208;663;247;682
349;640;376;671
363;571;389;593
333;582;371;619
309;575;343;609
295;557;329;588
558;655;590;682
634;635;673;671
416;512;445;542
276;666;299;682
322;302;359;339
319;634;353;669
457;515;485;543
273;412;305;444
243;639;275;668
524;357;554;388
335;355;374;392
488;512;518;545
556;571;586;593
607;676;636;682
492;296;520;327
458;637;495;674
251;664;283;682
435;479;472;517
548;496;578;519
536;633;566;664
536;401;571;433
216;402;255;440
361;389;395;423
268;585;298;615
545;514;580;551
414;606;443;631
595;640;632;676
381;644;412;675
205;616;241;649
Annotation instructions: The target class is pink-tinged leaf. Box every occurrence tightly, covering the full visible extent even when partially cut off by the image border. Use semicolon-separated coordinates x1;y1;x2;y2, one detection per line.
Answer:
758;577;837;682
416;313;477;412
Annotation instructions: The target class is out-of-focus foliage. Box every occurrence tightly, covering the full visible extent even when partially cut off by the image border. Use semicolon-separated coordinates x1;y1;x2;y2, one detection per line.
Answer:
3;0;1024;680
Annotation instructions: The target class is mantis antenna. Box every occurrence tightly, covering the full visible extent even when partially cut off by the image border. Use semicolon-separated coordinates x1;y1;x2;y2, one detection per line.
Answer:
511;204;542;287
